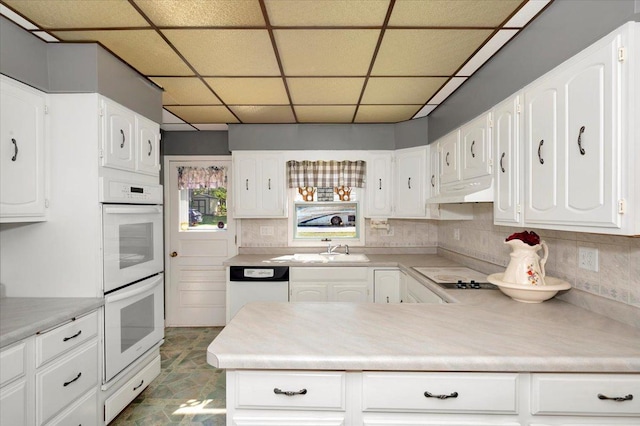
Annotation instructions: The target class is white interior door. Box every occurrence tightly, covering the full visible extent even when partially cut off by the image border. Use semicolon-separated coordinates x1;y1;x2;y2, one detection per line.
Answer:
164;156;236;326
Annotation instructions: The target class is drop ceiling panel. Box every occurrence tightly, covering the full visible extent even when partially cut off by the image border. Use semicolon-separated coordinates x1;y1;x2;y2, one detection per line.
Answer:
275;29;379;76
134;0;265;27
372;29;493;76
53;30;194;76
265;0;390;26
205;78;289;105
163;29;280;76
165;105;239;124
362;77;448;104
294;106;357;123
287;78;365;105
389;0;525;27
150;77;221;105
230;106;296;123
3;0;149;28
355;105;420;123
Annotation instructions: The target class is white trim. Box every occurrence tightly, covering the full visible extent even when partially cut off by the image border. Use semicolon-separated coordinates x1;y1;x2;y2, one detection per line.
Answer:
504;0;552;28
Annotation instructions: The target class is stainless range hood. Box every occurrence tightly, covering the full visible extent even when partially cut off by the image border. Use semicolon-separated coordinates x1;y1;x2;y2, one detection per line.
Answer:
427;175;494;204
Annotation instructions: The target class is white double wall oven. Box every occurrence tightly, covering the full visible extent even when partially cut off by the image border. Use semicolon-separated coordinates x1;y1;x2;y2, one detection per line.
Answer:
101;179;165;383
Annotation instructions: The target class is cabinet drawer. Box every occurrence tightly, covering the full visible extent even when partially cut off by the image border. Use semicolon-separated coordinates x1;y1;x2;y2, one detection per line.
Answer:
0;341;26;386
104;354;161;424
235;371;346;410
363;372;518;414
532;374;640;416
36;311;98;367
37;341;98;424
45;389;97;426
291;267;367;282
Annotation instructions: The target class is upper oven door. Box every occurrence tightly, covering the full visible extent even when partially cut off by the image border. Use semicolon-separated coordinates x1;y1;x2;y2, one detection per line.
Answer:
103;204;163;293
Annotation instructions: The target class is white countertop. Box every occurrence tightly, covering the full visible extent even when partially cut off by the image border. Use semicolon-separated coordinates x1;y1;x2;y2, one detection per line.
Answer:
209;254;640;373
0;297;104;348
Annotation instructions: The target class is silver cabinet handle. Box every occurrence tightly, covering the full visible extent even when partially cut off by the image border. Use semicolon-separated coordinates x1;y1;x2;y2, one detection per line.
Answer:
274;388;307;396
500;152;506;173
11;138;18;161
407;177;411;189
471;140;476;158
446;152;450;166
537;139;544;164
598;393;633;402
148;140;152;156
63;372;82;387
63;330;82;342
577;125;586;155
119;129;125;148
424;391;458;399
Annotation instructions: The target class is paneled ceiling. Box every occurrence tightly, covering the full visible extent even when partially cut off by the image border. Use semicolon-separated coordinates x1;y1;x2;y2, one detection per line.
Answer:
1;0;551;130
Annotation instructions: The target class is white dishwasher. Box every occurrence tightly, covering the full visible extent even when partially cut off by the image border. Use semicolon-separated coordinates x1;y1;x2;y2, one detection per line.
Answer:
227;266;289;323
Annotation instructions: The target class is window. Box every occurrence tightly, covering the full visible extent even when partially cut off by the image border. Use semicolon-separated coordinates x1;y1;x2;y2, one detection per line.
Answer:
177;166;228;231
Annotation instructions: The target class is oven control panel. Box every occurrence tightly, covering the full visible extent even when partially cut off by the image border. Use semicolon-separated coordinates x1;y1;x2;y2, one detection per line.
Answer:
100;178;163;204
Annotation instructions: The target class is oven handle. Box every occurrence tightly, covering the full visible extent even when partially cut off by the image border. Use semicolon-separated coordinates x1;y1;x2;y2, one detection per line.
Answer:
106;276;162;303
104;206;162;215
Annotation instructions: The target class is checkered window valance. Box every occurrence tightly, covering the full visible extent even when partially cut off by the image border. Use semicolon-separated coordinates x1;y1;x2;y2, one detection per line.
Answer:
286;160;366;188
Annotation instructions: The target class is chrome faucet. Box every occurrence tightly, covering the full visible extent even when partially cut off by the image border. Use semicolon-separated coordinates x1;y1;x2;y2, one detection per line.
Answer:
327;243;349;255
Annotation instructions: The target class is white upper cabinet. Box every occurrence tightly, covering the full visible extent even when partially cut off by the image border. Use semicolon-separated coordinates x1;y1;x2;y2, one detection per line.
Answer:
437;130;459;186
524;23;631;233
365;152;393;218
0;76;48;222
393;146;427;218
460;112;492;180
428;144;439;200
101;97;160;176
233;151;285;218
493;94;522;225
135;115;161;175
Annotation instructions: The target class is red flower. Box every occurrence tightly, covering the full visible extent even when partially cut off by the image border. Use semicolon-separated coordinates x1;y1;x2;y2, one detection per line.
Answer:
506;230;540;246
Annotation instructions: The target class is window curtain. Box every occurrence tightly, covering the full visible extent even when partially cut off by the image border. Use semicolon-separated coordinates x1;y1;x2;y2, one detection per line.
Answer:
177;166;227;189
286;160;366;188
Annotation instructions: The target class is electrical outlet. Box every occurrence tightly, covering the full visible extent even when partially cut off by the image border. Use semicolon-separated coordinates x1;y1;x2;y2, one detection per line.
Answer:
385;226;394;236
578;247;599;272
260;226;274;236
453;228;460;241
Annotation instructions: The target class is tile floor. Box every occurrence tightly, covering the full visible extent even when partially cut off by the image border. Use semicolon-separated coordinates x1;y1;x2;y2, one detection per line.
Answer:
111;327;226;425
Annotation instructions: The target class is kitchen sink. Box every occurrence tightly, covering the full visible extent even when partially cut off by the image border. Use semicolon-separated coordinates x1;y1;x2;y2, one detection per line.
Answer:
292;253;369;263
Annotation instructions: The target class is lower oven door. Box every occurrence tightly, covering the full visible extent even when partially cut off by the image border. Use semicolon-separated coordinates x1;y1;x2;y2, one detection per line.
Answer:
104;273;164;382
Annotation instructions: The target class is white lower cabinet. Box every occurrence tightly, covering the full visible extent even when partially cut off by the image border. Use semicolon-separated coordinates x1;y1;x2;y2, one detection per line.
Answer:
290;267;371;302
402;271;443;304
373;269;401;303
226;371;640;425
0;375;29;426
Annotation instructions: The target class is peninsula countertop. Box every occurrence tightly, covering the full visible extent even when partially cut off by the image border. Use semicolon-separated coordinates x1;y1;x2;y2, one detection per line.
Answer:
207;291;640;373
0;297;104;348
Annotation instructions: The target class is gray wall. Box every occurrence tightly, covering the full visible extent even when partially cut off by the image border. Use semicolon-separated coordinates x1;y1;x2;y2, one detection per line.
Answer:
228;123;396;151
428;0;640;141
394;116;428;149
0;16;162;122
161;131;230;156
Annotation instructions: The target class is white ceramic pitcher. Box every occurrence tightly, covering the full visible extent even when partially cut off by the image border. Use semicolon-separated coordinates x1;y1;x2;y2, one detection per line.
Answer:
503;239;548;286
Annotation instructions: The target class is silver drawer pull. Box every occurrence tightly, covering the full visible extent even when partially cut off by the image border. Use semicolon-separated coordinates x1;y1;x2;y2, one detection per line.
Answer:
274;387;307;396
424;390;458;400
63;372;82;387
598;393;633;402
63;330;82;342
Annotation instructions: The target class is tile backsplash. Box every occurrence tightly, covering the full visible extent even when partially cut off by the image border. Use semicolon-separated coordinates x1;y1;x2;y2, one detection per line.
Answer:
240;204;640;309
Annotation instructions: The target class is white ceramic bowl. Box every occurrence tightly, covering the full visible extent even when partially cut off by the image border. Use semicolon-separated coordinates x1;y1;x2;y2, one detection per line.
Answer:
487;273;571;303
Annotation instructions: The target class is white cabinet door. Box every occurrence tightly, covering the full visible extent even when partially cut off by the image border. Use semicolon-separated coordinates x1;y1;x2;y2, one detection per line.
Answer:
102;98;135;171
366;152;392;217
330;283;368;302
460;112;492;180
494;94;522;225
234;152;285;218
404;273;442;304
135;115;160;176
393;146;427;218
374;269;401;303
0;379;28;426
290;284;327;302
0;76;47;221
438;130;460;185
524;79;560;223
427;147;439;200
